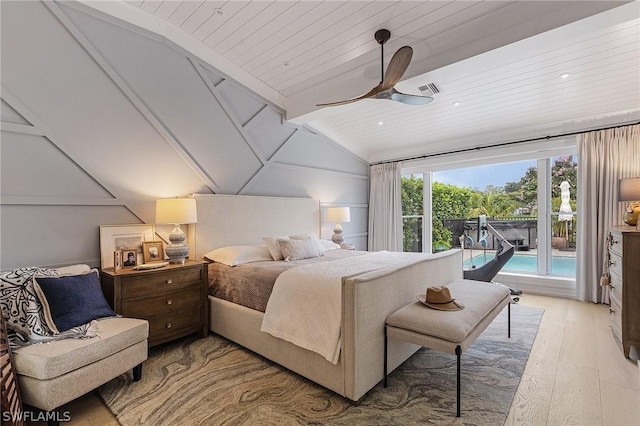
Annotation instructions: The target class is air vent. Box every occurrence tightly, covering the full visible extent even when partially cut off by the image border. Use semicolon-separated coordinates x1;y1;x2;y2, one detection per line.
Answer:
418;83;441;97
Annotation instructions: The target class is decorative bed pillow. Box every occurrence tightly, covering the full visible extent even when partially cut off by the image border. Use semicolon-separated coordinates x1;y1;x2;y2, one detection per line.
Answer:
204;245;273;266
33;269;116;333
319;239;341;251
277;238;323;262
290;233;325;254
262;236;289;260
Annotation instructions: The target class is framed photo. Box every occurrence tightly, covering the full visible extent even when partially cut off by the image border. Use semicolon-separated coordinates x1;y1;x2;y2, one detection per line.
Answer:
114;250;122;273
121;249;138;269
100;224;156;269
143;241;164;263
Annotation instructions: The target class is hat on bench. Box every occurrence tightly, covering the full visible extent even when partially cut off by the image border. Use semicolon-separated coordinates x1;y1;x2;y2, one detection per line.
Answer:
417;286;464;311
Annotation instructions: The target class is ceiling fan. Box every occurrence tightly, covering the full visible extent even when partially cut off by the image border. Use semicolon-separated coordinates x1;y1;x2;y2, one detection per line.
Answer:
317;29;434;107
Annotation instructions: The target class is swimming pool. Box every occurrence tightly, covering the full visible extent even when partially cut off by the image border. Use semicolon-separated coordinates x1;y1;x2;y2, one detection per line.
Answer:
464;253;576;276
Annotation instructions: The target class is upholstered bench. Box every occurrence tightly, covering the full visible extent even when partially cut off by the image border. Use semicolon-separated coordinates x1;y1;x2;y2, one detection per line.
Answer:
384;279;511;417
12;317;148;416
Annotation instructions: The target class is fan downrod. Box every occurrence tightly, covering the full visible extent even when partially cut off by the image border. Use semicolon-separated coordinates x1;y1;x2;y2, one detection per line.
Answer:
374;29;391;45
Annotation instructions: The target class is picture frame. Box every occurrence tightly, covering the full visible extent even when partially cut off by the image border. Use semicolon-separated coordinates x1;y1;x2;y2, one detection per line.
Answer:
100;224;156;269
121;249;138;269
142;241;164;264
114;250;122;273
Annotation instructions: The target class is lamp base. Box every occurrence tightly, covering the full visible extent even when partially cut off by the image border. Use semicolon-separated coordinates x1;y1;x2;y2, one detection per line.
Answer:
623;203;640;227
165;224;189;264
331;223;344;245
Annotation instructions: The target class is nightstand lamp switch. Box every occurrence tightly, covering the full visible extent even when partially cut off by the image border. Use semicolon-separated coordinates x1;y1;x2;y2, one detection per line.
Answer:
327;206;350;245
156;198;198;264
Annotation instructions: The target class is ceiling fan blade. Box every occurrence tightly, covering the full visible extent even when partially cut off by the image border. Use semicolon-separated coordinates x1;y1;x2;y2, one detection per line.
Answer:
316;83;384;107
381;46;413;90
390;89;434;105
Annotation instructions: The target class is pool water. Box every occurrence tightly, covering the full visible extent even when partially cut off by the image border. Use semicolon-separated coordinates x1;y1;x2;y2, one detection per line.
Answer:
464;253;576;276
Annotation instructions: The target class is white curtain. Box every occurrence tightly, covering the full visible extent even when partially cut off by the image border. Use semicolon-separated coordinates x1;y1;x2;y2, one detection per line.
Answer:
368;162;403;251
576;124;640;303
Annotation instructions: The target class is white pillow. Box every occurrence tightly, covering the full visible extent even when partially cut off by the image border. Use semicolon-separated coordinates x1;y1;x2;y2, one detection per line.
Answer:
262;236;289;260
277;238;323;262
54;264;92;276
290;233;325;254
319;239;341;251
204;245;272;266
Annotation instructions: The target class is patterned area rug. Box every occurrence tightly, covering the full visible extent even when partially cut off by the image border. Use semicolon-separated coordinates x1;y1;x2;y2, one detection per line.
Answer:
99;304;542;425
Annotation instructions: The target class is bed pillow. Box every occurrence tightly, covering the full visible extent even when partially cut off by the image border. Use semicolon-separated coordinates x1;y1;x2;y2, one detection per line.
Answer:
33;269;116;333
204;245;273;266
290;233;325;254
319;239;341;251
277;238;323;262
262;236;289;260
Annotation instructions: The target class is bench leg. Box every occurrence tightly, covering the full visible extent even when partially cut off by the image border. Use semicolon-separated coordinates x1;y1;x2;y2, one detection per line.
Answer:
508;302;511;339
383;325;388;388
456;345;461;417
133;363;143;382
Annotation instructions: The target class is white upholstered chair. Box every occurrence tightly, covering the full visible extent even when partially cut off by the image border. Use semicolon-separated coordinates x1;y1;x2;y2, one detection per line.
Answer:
0;264;148;426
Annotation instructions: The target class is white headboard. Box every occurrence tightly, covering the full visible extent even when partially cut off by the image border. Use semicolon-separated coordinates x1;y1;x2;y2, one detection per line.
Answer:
190;194;320;260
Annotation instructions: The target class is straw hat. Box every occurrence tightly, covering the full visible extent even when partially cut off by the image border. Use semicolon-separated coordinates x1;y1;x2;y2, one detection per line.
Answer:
417;286;464;311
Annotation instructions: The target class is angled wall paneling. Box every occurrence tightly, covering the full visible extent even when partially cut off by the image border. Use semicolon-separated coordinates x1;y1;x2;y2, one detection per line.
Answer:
0;0;370;269
0;90;137;268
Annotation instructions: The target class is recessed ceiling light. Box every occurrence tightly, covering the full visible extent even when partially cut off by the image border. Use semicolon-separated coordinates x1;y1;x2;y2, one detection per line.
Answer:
453;101;461;106
560;73;571;79
378;121;384;125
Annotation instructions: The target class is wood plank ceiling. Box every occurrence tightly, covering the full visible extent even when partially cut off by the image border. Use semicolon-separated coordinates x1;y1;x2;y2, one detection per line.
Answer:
125;0;640;162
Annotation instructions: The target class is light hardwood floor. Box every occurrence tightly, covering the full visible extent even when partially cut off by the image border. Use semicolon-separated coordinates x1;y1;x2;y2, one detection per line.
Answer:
25;294;639;425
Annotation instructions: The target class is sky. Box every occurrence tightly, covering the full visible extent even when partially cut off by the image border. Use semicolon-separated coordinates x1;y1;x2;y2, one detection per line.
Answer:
433;160;537;191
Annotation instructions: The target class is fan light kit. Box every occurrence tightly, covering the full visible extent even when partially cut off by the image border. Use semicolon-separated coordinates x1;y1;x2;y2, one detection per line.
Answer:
317;29;434;107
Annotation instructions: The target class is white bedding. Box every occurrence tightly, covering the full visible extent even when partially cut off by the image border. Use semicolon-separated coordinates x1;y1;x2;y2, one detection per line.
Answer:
260;251;429;364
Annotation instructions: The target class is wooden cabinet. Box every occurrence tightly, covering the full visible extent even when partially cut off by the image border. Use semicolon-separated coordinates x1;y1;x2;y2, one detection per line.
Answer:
608;227;640;358
101;261;208;347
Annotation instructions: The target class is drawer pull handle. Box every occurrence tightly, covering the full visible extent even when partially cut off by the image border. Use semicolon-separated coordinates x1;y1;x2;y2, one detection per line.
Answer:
166;299;172;305
608;260;616;267
166;279;173;284
166;322;172;329
609;308;615;315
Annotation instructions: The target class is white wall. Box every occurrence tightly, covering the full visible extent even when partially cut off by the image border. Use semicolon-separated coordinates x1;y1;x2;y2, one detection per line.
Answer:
0;1;369;269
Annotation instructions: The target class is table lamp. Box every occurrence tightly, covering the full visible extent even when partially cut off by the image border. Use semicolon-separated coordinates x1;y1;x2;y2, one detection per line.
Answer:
327;207;350;245
619;177;640;229
156;198;198;264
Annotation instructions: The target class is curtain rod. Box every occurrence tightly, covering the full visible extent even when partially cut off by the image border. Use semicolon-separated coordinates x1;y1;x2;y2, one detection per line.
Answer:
372;120;640;166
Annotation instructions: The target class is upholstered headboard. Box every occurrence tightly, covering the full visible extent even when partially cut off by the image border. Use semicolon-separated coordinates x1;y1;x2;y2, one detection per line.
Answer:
190;194;320;261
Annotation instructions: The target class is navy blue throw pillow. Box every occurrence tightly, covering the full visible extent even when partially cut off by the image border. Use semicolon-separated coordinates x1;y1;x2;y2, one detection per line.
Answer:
34;271;116;332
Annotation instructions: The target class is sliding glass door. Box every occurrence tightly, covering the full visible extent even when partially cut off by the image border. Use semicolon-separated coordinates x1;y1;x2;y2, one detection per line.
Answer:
401;154;578;282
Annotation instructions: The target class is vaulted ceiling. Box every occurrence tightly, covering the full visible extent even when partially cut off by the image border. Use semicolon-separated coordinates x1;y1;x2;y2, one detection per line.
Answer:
84;1;640;162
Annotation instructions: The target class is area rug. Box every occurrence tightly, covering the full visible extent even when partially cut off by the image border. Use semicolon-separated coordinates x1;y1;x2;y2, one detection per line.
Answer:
99;304;543;425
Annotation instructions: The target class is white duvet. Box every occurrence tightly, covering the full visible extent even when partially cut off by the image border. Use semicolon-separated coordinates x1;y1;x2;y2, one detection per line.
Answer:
260;251;424;364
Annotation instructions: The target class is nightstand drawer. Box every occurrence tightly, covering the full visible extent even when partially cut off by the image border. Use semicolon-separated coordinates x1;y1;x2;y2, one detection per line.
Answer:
122;284;202;318
610;298;623;342
120;267;202;298
148;306;202;343
609;231;623;256
609;252;622;281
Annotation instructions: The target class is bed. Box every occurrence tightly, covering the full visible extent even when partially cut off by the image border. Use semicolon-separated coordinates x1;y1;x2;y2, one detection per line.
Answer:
190;194;463;401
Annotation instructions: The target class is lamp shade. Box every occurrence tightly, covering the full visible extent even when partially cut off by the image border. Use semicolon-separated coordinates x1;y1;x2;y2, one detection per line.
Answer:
327;207;350;223
619;177;640;201
156;198;197;224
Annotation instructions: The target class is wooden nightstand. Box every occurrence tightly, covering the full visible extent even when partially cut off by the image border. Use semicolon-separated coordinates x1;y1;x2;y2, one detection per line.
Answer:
101;260;208;347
